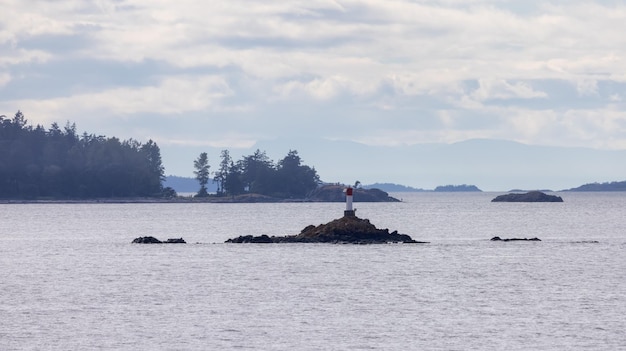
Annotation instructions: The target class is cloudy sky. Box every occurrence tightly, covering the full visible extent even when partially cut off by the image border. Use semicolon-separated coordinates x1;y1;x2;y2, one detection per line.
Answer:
2;0;626;184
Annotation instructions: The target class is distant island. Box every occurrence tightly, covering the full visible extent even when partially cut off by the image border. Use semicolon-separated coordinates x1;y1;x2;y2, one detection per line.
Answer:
492;191;563;203
434;184;481;192
363;183;482;192
363;183;426;192
564;180;626;191
196;184;399;203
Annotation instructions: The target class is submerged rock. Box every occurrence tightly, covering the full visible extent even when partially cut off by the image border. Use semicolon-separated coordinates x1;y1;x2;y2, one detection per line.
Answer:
491;191;563;202
490;236;541;242
132;236;186;244
226;215;428;244
226;234;273;243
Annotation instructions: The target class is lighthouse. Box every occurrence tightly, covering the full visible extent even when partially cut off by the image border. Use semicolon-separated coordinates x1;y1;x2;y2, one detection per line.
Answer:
344;186;356;217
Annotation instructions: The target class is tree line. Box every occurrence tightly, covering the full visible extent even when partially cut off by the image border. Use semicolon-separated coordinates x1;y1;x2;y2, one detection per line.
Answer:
193;149;321;199
0;111;166;199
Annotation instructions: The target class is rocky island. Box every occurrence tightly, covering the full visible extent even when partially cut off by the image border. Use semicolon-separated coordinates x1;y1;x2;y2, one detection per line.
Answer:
179;184;400;203
491;191;563;202
565;180;626;191
226;215;426;244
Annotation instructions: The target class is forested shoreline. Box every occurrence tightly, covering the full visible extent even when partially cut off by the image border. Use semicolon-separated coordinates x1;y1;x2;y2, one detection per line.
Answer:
193;149;320;199
0;111;165;199
0;111;322;200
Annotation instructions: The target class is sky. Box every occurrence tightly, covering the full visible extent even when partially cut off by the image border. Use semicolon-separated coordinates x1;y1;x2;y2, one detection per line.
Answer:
2;0;626;188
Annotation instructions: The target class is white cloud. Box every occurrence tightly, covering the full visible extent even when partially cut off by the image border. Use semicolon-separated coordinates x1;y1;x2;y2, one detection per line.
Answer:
274;74;380;101
0;1;76;41
0;48;52;66
2;75;233;123
472;79;548;101
491;106;626;149
560;108;626;148
2;0;626;167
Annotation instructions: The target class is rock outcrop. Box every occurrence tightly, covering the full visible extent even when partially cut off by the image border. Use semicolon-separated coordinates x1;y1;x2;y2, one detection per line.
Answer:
226;215;427;244
132;236;162;244
491;191;563;202
132;236;186;244
307;185;400;202
490;236;541;242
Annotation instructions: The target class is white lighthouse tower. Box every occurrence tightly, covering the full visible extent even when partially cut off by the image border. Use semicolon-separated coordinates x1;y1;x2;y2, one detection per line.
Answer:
344;186;355;217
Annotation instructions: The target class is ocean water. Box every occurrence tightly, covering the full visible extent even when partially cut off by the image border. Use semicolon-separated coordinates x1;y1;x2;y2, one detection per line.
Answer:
1;192;625;350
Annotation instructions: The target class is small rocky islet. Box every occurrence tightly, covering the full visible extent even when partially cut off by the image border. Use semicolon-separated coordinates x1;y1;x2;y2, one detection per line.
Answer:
132;236;186;244
490;236;541;242
226;215;427;244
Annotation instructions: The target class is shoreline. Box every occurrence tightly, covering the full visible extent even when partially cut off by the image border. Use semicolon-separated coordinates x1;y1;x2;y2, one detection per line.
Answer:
0;196;377;204
0;197;310;204
0;187;402;204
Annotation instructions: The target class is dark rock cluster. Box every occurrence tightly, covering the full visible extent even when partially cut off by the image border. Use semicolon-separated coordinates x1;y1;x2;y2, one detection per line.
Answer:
226;215;427;244
490;236;541;242
491;191;563;202
132;236;186;244
225;234;274;243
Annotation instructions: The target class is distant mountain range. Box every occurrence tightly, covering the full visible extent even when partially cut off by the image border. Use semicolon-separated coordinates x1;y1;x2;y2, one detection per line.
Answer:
362;183;426;192
363;183;482;192
163;176;216;194
160;138;626;191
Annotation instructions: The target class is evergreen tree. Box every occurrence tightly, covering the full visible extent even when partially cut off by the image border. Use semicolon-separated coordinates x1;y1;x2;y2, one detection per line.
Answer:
216;149;320;198
240;149;274;194
276;150;320;198
214;149;231;196
141;139;165;195
223;160;244;196
193;152;210;197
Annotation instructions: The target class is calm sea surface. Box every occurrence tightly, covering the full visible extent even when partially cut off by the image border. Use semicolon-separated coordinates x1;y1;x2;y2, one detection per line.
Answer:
1;192;625;350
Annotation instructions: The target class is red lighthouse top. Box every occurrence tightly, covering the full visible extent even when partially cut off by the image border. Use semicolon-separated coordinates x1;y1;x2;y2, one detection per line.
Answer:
346;187;353;196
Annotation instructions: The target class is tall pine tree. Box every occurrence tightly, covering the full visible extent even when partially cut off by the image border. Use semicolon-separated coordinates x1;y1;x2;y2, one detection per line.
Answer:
193;152;210;197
